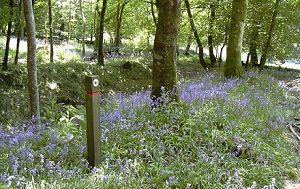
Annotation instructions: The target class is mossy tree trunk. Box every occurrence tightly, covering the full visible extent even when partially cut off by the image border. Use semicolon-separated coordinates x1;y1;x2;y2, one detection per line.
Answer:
184;0;207;69
259;0;281;71
24;0;41;126
152;0;181;102
224;0;248;78
2;0;14;71
97;0;107;66
208;3;216;66
15;0;23;65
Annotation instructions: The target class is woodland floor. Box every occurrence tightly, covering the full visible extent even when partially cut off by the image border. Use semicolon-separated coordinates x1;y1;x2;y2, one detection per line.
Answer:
284;78;300;189
1;37;300;188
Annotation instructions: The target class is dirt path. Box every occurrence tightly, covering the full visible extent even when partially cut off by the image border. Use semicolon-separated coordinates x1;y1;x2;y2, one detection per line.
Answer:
285;78;300;93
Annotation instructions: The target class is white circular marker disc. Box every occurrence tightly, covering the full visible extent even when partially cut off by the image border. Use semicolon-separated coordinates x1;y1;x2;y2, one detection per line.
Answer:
93;79;99;87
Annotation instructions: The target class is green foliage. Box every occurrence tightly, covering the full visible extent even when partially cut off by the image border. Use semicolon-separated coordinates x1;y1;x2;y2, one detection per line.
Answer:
0;57;153;124
1;69;299;188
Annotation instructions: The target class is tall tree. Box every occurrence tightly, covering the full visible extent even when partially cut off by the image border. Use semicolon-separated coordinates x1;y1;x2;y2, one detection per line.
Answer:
114;1;127;54
94;0;100;51
97;0;107;66
184;32;192;55
219;21;229;67
224;0;248;78
15;0;23;65
208;2;217;66
2;0;14;71
152;0;181;102
247;17;261;67
150;0;157;27
259;0;281;71
79;0;86;57
67;1;74;41
23;0;41;125
184;0;207;69
48;0;54;63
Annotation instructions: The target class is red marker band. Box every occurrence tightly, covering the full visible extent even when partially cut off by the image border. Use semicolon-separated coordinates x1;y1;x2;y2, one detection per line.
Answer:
87;91;99;96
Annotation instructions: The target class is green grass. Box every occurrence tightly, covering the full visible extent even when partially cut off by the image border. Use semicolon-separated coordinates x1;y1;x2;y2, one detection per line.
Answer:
0;45;300;188
0;61;299;188
0;53;205;124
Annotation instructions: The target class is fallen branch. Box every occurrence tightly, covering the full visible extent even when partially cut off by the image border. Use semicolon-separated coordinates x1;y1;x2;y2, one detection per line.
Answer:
288;124;300;141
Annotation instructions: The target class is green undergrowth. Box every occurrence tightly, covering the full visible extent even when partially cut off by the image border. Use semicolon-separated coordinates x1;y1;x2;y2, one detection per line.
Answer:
0;69;299;188
0;55;202;124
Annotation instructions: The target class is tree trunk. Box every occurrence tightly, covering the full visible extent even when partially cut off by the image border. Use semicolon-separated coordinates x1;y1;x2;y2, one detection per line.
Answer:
259;0;281;71
249;40;258;66
184;32;192;55
150;0;157;27
184;0;207;69
208;3;216;66
94;0;100;51
114;2;127;54
2;0;14;71
245;52;250;69
224;0;248;78
97;0;107;66
152;0;181;102
219;21;229;67
247;16;261;67
67;2;72;41
48;0;54;63
23;0;41;125
79;0;86;57
15;0;23;65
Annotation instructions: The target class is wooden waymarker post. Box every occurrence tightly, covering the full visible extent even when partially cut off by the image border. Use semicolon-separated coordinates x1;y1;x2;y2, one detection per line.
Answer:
85;76;101;167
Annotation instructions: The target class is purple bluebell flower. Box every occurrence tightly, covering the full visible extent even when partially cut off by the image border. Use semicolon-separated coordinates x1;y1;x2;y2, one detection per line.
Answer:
47;143;56;154
30;168;38;176
9;154;19;174
168;176;176;184
231;145;242;158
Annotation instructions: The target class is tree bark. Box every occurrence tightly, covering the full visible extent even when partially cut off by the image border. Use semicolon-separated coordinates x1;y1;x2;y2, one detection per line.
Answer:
114;2;127;54
245;52;250;69
94;0;100;51
97;0;107;66
184;0;207;69
224;0;248;78
249;37;258;67
79;0;86;57
208;3;216;66
152;0;181;102
259;0;281;71
219;22;229;67
23;0;41;125
48;0;54;63
150;0;157;27
184;32;192;55
2;0;14;71
247;15;261;67
15;0;23;65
